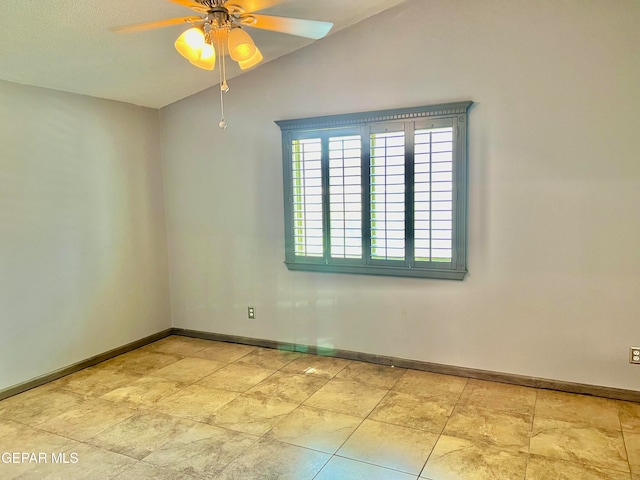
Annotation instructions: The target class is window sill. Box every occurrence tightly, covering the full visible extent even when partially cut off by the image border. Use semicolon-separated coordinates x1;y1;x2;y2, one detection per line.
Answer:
284;261;467;280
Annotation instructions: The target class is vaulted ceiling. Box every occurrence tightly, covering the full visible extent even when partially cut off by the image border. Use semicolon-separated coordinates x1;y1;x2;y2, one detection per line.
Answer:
0;0;408;108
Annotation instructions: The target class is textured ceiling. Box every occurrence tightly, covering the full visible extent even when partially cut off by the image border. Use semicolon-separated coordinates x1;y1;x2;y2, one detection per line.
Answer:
0;0;407;108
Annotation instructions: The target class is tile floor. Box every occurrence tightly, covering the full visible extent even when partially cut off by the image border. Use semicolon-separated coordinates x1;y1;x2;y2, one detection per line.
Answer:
0;335;638;479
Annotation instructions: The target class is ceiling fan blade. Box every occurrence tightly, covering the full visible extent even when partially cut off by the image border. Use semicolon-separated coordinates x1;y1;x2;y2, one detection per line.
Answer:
242;14;333;39
167;0;210;13
110;16;203;33
229;0;286;14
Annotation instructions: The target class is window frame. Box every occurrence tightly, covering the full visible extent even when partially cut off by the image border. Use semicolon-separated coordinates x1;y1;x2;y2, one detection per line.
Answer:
276;101;472;280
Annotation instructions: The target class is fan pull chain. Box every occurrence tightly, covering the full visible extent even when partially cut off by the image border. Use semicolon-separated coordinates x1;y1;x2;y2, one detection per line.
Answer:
217;31;228;129
220;32;229;94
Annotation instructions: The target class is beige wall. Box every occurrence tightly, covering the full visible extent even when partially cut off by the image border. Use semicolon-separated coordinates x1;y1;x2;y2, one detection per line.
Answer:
0;81;171;390
160;0;640;391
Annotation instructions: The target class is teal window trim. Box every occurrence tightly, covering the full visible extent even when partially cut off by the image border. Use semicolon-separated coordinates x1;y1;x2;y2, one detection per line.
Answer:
276;101;472;280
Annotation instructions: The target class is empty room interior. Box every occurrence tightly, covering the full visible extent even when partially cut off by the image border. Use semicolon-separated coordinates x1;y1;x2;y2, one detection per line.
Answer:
1;0;639;478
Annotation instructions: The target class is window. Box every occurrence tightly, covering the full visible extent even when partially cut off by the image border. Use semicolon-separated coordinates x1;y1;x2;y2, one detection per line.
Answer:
276;102;471;280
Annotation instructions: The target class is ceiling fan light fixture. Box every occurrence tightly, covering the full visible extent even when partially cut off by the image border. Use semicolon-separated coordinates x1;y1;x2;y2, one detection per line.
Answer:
238;46;263;70
228;28;256;62
114;0;335;128
174;26;206;62
190;42;216;70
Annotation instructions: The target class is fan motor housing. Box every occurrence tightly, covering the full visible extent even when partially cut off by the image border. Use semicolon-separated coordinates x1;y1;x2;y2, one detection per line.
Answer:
196;0;224;8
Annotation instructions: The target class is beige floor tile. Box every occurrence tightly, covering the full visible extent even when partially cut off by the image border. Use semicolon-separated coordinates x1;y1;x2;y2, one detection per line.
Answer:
336;361;405;389
0;418;78;456
114;461;198;479
525;454;632;480
233;347;302;370
624;430;640;473
216;438;330;480
0;389;87;426
143;336;213;356
38;397;136;441
150;357;226;386
280;354;350;379
369;391;454;434
245;371;328;403
52;368;141;397
0;419;80;480
193;341;256;363
97;350;183;376
88;412;192;460
151;384;240;422
530;417;629;472
420;435;528;480
442;404;531;453
210;392;299;435
535;390;621;431
457;379;537;417
99;376;182;406
315;456;417;480
338;419;437;475
304;378;389;417
142;421;258;477
0;383;57;404
393;370;467;403
4;340;637;480
619;401;640;434
197;363;276;392
268;406;362;453
0;462;36;480
14;443;136;480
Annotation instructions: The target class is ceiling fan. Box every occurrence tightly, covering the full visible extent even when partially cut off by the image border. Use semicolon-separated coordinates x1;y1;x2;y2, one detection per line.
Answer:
112;0;333;128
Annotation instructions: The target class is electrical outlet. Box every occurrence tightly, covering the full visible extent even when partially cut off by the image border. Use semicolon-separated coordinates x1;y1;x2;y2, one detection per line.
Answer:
248;307;255;319
630;347;640;364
